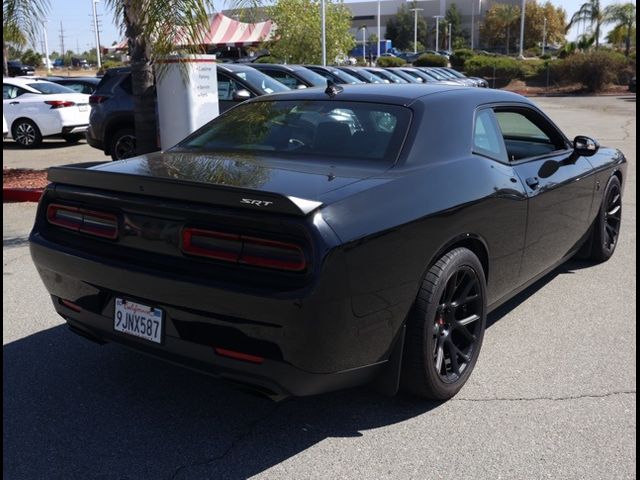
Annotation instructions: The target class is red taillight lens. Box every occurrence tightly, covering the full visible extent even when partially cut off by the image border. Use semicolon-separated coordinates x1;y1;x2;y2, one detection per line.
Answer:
47;204;119;239
214;347;264;364
45;100;76;109
89;95;108;106
60;298;82;312
181;228;306;272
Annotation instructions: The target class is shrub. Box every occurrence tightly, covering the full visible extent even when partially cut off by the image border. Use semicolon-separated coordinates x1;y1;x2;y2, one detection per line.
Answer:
450;48;474;69
413;53;448;67
376;56;406;67
97;60;125;75
519;59;546;78
464;55;522;80
254;55;281;64
553;50;627;92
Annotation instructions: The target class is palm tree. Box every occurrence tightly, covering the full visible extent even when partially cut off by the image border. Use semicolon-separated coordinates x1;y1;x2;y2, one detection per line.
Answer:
604;2;636;57
494;4;520;55
3;0;50;76
105;0;214;156
567;0;605;50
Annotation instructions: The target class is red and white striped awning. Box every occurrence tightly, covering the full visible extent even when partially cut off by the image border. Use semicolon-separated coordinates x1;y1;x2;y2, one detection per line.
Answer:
203;13;275;47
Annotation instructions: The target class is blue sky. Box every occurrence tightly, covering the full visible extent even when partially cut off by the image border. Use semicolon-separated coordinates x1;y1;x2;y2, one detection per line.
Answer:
39;0;626;55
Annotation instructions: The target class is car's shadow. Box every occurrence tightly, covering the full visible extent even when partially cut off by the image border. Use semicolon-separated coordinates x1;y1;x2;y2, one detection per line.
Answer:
3;259;590;479
2;140;86;150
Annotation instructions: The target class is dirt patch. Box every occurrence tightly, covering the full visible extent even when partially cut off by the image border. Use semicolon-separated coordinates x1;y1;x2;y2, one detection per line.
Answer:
502;79;633;96
3;169;49;189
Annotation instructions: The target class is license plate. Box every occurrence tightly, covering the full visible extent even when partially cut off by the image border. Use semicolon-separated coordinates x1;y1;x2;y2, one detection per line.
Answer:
78;104;89;112
114;298;163;344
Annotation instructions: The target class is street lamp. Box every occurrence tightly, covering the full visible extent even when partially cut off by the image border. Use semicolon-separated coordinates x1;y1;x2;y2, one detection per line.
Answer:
542;17;547;56
42;21;50;73
433;15;444;51
448;22;452;52
321;0;327;65
409;8;423;54
471;0;482;50
360;26;367;64
92;0;102;68
518;0;526;58
377;0;381;59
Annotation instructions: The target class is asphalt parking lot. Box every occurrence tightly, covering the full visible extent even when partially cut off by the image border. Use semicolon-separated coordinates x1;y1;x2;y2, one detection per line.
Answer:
3;96;636;479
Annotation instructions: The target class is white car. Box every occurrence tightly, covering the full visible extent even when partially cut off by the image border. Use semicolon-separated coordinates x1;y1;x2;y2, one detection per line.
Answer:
2;114;7;139
3;77;91;148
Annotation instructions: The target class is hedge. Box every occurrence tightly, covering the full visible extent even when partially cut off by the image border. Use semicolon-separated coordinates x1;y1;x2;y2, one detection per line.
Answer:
254;56;281;64
450;48;474;69
464;55;521;80
551;50;627;92
413;53;448;67
376;56;406;67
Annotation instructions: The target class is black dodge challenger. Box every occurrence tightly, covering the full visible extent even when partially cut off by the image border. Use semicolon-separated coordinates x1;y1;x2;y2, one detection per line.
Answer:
30;84;626;400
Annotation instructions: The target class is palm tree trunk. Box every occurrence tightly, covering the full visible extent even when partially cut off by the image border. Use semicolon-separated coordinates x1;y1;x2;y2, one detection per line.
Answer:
625;23;631;57
3;39;9;77
124;2;158;156
595;22;600;49
506;26;510;55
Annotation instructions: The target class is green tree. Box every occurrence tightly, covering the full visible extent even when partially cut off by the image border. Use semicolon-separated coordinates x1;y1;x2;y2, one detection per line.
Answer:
567;0;605;50
20;48;41;66
264;0;354;64
444;3;464;49
604;2;635;57
524;1;566;50
606;24;636;51
3;0;50;75
480;3;520;54
386;2;427;52
106;0;213;156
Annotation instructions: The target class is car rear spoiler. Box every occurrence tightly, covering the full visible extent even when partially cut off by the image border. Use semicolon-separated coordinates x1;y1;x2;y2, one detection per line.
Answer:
47;163;323;217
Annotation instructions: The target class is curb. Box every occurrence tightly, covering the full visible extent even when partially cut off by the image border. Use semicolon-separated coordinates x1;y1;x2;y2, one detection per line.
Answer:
3;188;44;203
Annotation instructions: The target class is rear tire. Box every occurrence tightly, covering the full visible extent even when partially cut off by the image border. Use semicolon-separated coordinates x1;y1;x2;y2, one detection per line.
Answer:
12;119;42;148
109;128;136;160
589;176;622;262
401;248;487;400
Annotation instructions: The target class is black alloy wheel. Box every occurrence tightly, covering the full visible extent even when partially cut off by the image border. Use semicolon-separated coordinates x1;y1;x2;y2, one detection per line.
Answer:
110;128;137;161
590;176;622;262
433;266;483;383
401;247;487;400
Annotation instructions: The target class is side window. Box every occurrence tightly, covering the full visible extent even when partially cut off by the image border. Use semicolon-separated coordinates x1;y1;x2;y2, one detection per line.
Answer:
65;83;85;93
265;70;302;89
494;109;567;161
3;85;25;99
217;73;249;101
473;109;507;162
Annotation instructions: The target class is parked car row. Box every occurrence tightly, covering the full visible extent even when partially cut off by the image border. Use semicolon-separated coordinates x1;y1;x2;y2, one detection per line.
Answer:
3;63;485;154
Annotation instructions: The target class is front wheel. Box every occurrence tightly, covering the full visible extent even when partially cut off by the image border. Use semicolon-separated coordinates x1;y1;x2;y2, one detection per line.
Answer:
401;248;487;400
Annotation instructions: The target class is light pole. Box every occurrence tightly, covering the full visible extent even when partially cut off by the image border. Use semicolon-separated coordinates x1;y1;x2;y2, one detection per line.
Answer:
470;0;475;49
409;8;423;54
541;17;547;56
376;0;381;59
518;0;525;58
321;0;327;65
433;15;444;51
361;26;367;64
42;21;50;73
448;22;452;52
92;0;102;68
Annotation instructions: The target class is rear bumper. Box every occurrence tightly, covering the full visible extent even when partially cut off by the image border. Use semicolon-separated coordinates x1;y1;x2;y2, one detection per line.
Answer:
61;124;89;135
85;126;105;152
29;235;389;396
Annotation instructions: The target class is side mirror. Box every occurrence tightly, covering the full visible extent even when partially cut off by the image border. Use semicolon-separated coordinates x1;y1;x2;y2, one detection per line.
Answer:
232;89;252;101
573;135;599;156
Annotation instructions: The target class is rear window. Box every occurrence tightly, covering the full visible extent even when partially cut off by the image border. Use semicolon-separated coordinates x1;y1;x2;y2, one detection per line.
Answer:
27;82;75;94
175;100;411;162
228;69;289;95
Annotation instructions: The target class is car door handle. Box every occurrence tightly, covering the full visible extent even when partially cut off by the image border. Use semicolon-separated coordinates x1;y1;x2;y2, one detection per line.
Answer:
9;101;19;105
526;177;540;189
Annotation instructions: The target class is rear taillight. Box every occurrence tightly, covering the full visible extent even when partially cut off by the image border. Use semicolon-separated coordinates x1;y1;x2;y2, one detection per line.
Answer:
47;204;118;239
89;95;108;106
45;100;75;109
181;228;306;272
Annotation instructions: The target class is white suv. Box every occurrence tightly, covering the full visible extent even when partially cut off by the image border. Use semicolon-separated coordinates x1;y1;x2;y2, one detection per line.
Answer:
3;77;91;148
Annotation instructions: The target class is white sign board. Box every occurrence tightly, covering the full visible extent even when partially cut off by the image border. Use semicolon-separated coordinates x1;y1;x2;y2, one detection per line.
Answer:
156;54;219;150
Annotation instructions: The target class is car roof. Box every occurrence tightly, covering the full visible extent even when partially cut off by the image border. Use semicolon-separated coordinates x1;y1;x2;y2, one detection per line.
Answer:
3;77;57;87
255;83;528;107
217;63;258;73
